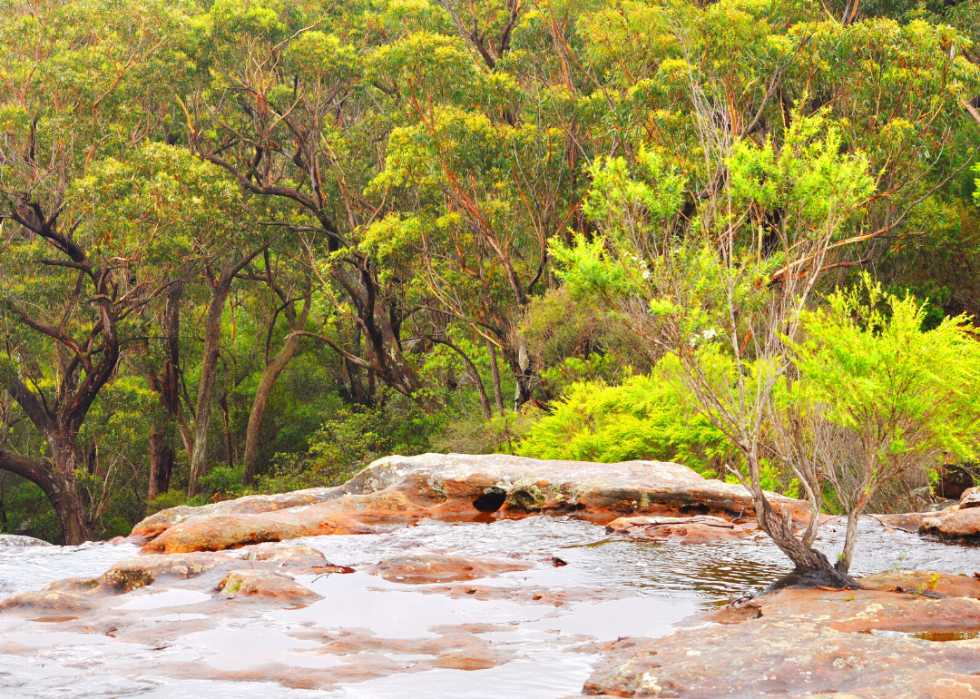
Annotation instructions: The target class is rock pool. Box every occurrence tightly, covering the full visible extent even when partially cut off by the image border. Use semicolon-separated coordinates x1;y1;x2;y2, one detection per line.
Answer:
1;514;979;698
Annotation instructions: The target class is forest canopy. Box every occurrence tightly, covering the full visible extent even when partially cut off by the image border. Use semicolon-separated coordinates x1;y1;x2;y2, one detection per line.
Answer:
0;0;979;545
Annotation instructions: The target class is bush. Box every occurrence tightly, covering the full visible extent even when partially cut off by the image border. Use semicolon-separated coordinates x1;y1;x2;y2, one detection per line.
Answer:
146;490;189;515
0;478;60;542
517;367;735;476
433;407;542;455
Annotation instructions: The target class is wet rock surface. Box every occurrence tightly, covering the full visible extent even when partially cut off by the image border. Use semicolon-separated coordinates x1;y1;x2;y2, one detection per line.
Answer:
922;506;980;539
859;569;980;598
4;458;980;698
959;486;980;509
216;569;321;601
907;485;980;539
0;589;95;615
0;534;52;548
606;515;754;542
871;511;932;532
371;553;531;584
585;572;980;698
98;552;232;592
141;513;311;554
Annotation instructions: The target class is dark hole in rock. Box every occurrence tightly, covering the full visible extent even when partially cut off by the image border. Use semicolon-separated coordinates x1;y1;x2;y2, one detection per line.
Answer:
473;487;507;512
679;504;711;515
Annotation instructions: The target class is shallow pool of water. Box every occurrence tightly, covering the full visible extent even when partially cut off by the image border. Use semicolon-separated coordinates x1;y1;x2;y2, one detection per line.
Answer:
0;515;978;698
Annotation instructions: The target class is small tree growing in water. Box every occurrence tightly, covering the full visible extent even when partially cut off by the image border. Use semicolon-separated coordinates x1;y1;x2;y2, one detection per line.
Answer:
786;276;980;574
554;112;877;586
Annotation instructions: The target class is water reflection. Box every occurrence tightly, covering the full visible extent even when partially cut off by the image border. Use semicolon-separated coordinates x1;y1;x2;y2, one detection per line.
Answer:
2;515;980;698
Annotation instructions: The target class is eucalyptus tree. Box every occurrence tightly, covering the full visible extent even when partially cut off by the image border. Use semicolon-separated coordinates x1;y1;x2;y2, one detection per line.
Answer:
76;143;258;499
364;1;595;408
0;0;195;541
184;0;426;402
240;249;313;486
574;0;980;268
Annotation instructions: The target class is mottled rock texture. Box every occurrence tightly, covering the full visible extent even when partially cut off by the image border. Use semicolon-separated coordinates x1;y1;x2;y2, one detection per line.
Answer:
370;553;531;584
129;454;809;553
582;571;980;698
0;590;95;615
922;507;980;539
98;552;232;592
605;514;753;542
959;486;980;509
216;569;320;601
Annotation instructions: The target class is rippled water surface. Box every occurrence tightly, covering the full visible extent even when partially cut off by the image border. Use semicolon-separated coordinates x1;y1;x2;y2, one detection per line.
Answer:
0;515;978;699
0;539;140;597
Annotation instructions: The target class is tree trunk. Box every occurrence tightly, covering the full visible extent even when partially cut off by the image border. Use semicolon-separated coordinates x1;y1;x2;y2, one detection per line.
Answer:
501;343;534;410
147;281;183;501
0;444;88;545
241;279;311;486
188;262;234;497
746;454;856;588
513;368;533;410
243;332;303;485
837;508;861;575
473;367;493;421
428;336;492;420
219;392;234;469
51;441;88;546
836;485;873;575
486;339;505;416
147;430;175;500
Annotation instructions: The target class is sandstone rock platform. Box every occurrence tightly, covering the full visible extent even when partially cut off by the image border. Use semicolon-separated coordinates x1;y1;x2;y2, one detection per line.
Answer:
130;453;809;553
582;571;980;698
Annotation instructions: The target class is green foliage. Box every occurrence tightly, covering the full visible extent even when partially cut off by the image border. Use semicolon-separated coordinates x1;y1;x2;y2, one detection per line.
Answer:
728;112;875;233
434;407;542;456
519;367;735;476
0;479;59;542
792;275;980;465
146;490;190;515
194;467;247;505
1;0;979;545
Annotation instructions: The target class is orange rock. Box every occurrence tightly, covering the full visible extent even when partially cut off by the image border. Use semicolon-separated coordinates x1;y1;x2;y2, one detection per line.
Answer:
859;570;980;599
130;488;345;540
710;587;980;634
128;454;813;552
871;512;931;532
98;552;233;592
295;627;512;670
142;515;307;554
370;553;530;584
922;507;980;539
216;569;319;602
606;514;752;542
586;577;980;698
240;543;327;569
40;578;100;594
0;590;94;615
961;487;980;509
